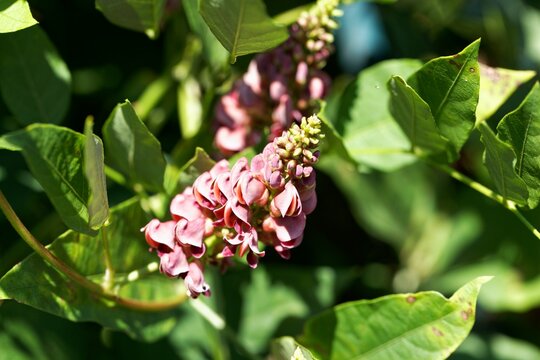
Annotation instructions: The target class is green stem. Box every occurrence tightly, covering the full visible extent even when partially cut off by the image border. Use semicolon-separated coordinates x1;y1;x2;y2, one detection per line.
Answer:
0;190;187;311
431;163;540;241
134;75;173;122
104;165;127;187
101;224;115;290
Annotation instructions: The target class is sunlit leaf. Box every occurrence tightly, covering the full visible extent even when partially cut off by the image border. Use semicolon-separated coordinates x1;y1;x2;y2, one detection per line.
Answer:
479;123;528;206
0;26;71;125
299;277;492;359
0;0;37;33
476;64;536;125
388;75;451;160
200;0;288;62
497;82;540;208
84;118;109;230
164;147;215;196
103;101;166;192
334;59;421;171
0;198;187;342
95;0;166;38
271;337;315;360
407;39;480;157
0;124;96;235
178;76;203;139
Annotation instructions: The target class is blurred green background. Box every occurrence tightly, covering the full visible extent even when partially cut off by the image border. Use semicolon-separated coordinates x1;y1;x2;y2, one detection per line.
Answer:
2;0;540;359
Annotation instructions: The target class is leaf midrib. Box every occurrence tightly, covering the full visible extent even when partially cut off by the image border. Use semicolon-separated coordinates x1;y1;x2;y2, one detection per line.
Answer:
231;0;246;58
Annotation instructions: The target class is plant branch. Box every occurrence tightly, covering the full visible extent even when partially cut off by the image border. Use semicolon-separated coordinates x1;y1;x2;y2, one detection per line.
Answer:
0;190;187;311
101;224;115;290
429;163;540;241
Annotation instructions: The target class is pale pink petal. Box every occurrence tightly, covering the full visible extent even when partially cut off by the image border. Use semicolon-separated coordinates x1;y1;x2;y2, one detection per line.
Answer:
175;218;205;248
184;261;211;298
158;244;189;277
215;126;248;155
141;219;176;250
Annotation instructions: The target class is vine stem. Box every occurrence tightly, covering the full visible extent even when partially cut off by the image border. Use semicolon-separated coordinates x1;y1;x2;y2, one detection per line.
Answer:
430;163;540;241
101;224;115;290
0;190;187;311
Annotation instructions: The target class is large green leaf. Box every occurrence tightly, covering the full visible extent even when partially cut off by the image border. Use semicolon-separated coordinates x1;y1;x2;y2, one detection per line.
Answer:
84;118;109;230
199;0;288;62
408;40;480;157
271;337;315;360
497;82;540;208
476;64;536;125
335;59;421;171
479;123;528;206
0;198;187;342
103;101;166;192
388;76;451;160
183;0;228;69
0;124;96;235
299;277;491;360
95;0;166;39
0;0;37;33
0;26;71;125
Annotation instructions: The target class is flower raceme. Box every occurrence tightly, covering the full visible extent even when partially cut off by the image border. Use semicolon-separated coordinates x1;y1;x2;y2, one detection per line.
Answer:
213;0;341;155
142;115;324;298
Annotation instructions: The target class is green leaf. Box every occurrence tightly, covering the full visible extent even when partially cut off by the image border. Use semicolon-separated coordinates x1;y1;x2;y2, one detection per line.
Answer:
479;123;528;205
299;277;492;360
0;0;37;33
103;101;166;192
497;82;540;208
95;0;166;39
407;39;480;157
388;75;451;160
0;26;71;125
271;337;315;360
335;59;422;171
476;64;536;125
0;198;186;342
84;117;109;230
0;124;97;235
164;147;215;195
199;0;289;63
183;0;228;69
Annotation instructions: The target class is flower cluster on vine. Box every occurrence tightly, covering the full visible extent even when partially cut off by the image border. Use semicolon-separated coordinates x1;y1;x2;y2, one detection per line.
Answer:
142;116;324;298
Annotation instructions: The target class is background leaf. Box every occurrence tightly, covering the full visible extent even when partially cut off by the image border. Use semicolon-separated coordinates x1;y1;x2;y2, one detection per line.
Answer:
0;198;186;342
103;101;166;192
0;0;37;33
476;64;536;125
388;75;451;159
0;124;96;235
333;59;421;171
95;0;166;39
84;118;109;230
497;82;540;208
199;0;288;62
299;277;491;360
479;123;528;206
407;39;480;157
271;337;315;360
0;26;71;125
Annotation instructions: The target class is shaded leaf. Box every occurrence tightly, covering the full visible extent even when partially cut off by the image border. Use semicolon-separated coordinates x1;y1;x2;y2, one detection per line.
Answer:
183;0;228;69
476;64;536;125
164;147;215;195
0;26;71;125
497;82;540;208
0;198;187;342
407;39;480;157
84;118;109;230
200;0;288;62
479;123;528;205
103;101;166;192
299;277;491;360
388;75;451;160
335;59;421;171
0;0;37;33
95;0;166;39
0;124;96;235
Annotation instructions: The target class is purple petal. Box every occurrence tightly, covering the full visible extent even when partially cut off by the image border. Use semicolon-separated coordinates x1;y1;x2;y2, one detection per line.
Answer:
175;218;205;248
141;219;176;250
272;214;306;242
158;244;189;277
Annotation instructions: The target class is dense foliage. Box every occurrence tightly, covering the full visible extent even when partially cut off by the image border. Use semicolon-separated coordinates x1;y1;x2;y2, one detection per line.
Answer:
1;0;540;359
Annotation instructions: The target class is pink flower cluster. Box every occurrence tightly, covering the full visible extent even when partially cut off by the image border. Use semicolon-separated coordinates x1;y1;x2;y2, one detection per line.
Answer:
142;115;324;298
213;0;341;155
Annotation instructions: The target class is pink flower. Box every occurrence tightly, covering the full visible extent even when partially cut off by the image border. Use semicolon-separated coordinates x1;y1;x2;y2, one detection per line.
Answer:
270;182;303;217
158;243;190;277
141;219;176;251
184;261;211;298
